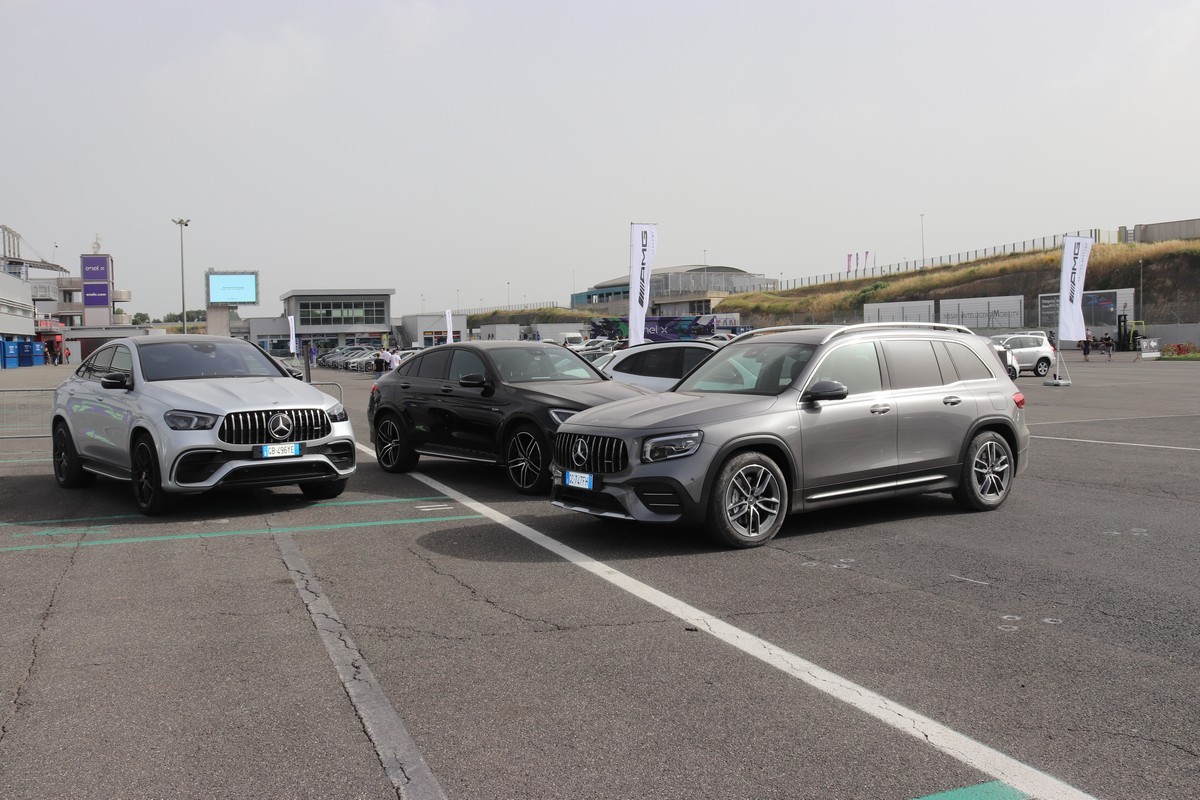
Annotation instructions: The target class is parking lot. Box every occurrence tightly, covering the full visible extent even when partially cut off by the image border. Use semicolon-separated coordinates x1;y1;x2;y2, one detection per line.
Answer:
1;352;1197;799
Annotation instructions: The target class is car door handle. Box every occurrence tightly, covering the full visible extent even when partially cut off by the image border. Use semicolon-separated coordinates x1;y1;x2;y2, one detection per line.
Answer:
943;396;962;406
440;385;454;394
869;403;891;415
399;382;412;389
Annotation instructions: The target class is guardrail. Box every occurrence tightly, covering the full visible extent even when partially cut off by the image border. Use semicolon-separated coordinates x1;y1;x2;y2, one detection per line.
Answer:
0;389;54;439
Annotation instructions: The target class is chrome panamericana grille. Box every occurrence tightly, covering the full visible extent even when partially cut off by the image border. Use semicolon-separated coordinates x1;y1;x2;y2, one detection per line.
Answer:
218;408;331;445
554;432;628;474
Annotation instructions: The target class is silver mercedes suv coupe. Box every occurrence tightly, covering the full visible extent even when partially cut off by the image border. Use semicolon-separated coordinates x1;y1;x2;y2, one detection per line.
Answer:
550;323;1029;548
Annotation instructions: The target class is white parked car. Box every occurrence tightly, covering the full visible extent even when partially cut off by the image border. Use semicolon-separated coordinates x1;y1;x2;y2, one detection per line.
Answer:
598;340;720;392
52;335;356;514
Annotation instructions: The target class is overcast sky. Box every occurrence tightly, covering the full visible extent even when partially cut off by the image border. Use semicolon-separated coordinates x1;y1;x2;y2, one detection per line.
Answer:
5;0;1199;320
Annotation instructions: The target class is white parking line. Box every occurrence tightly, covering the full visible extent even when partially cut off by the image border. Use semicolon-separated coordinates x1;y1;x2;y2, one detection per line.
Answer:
1031;435;1200;452
1028;413;1200;426
406;469;1097;800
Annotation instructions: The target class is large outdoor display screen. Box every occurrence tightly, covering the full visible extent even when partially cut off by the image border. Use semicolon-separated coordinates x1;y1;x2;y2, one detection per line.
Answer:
206;271;259;306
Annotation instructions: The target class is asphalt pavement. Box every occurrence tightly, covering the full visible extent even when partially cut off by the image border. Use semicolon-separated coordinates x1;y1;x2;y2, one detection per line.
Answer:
0;349;1196;799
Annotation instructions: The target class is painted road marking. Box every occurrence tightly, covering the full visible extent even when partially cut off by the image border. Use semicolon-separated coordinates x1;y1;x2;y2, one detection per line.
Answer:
1027;412;1200;426
914;780;1026;799
402;467;1098;800
275;530;447;800
1031;435;1200;452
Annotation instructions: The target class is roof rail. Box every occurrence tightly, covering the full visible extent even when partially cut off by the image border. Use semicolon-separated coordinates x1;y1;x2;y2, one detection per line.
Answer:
819;321;975;344
727;325;832;344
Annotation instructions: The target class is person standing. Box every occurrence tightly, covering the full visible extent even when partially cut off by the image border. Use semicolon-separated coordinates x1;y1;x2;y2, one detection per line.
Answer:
64;346;71;364
372;350;388;380
387;348;401;370
1101;331;1114;360
1081;331;1092;362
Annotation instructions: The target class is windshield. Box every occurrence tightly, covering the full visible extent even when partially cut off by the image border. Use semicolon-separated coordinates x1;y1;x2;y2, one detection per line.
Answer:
140;340;286;381
676;341;817;395
490;345;602;382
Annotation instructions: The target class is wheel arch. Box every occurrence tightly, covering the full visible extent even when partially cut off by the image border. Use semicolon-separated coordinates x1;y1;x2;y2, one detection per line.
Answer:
701;435;798;513
958;419;1020;470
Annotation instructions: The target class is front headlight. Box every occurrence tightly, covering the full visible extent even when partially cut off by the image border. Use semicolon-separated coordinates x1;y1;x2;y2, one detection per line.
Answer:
327;402;348;423
549;408;578;426
642;431;702;462
164;410;218;431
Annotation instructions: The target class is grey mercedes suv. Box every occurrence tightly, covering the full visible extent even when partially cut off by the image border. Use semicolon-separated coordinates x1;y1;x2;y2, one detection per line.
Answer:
550;323;1029;548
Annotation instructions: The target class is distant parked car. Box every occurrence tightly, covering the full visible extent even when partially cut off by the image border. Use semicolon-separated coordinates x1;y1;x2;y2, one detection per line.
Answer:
52;335;356;515
598;340;720;392
989;332;1055;377
368;341;651;494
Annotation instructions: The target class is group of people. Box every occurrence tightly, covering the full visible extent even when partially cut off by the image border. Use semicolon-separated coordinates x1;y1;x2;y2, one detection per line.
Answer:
1081;330;1114;362
42;344;70;366
373;348;403;378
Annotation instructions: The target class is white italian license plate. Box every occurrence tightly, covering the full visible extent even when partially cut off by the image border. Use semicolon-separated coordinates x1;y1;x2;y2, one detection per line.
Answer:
260;443;301;459
565;470;593;489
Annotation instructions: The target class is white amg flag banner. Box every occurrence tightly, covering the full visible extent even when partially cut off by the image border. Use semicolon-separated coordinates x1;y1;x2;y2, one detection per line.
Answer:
628;223;657;346
444;309;454;343
1057;236;1092;342
287;315;297;355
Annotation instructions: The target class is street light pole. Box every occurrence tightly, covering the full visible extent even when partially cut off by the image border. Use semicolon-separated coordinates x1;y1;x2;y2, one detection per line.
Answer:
172;218;190;333
920;213;926;265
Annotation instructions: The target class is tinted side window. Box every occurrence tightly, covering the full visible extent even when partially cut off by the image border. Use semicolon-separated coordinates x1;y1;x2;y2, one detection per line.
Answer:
617;349;678;379
395;356;418;377
109;345;133;378
810;342;882;396
449;349;486;381
946;342;994;381
680;347;711;376
82;347;115;380
883;340;944;389
417;349;450;379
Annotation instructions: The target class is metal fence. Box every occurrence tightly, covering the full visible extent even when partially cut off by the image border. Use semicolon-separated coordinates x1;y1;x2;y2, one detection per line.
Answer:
0;389;54;439
781;230;1121;291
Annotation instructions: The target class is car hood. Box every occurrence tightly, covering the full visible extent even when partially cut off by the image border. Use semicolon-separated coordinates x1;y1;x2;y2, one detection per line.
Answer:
512;379;652;408
562;391;782;430
146;377;336;412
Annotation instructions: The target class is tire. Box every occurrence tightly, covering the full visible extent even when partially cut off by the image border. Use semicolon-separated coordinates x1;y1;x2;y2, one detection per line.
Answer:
300;478;348;500
1007;365;1018;380
704;451;787;548
1034;358;1051;377
52;422;93;488
374;413;419;473
131;435;173;516
504;424;551;494
953;431;1014;511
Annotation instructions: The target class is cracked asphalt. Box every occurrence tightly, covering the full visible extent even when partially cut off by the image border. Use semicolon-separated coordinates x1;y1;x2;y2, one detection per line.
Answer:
1;354;1197;799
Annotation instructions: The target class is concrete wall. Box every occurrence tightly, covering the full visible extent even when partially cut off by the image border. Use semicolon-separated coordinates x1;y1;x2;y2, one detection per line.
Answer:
1135;218;1200;243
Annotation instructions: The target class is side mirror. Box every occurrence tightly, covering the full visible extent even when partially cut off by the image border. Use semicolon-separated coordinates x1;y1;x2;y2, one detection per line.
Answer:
100;372;132;390
458;373;491;389
286;366;304;380
801;380;848;402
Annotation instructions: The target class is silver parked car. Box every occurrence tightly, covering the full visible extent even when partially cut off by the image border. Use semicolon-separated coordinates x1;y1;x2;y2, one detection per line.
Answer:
551;323;1029;548
989;331;1055;377
52;335;356;514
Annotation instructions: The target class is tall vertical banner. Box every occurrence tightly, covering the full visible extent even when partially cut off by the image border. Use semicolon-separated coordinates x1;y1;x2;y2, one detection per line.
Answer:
1057;236;1092;341
628;223;656;346
287;315;297;355
444;309;454;343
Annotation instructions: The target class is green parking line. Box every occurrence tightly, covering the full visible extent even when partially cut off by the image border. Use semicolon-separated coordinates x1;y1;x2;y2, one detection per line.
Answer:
0;514;485;552
0;513;143;527
913;781;1026;800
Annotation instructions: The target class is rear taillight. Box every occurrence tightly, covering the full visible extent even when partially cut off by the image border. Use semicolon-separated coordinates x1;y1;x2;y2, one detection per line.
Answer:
1013;392;1025;409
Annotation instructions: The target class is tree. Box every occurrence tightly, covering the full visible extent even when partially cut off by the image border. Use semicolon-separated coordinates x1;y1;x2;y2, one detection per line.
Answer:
132;312;151;325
